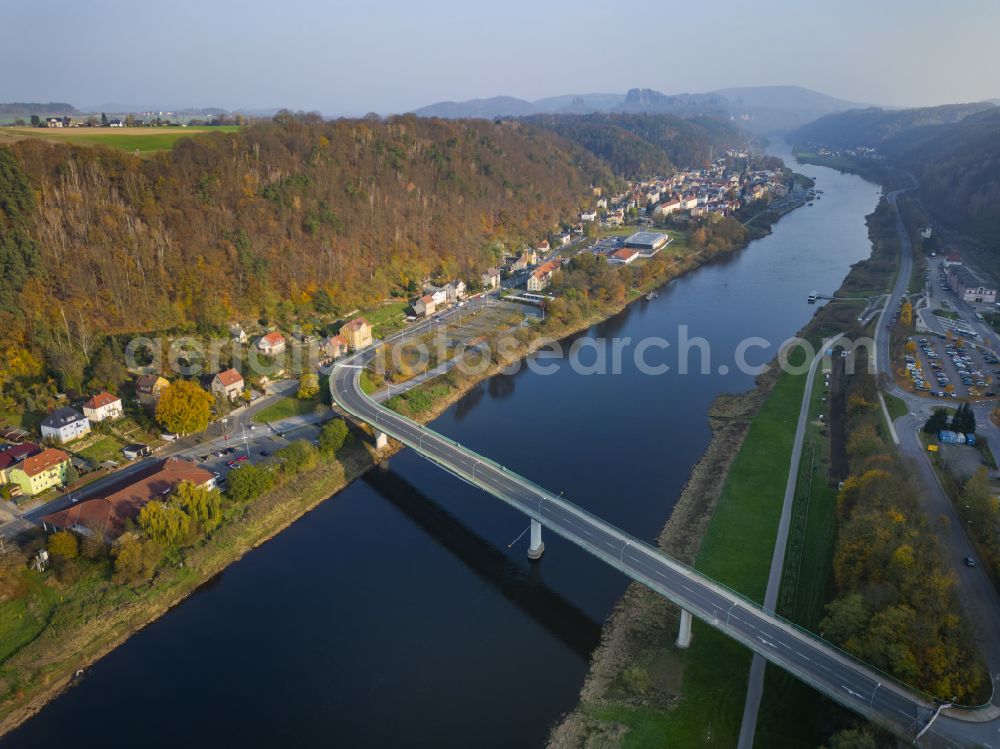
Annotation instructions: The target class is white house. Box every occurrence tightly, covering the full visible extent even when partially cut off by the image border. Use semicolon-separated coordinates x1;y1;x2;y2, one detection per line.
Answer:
82;392;123;423
257;331;286;355
581;210;598;222
41;407;91;444
211;368;244;401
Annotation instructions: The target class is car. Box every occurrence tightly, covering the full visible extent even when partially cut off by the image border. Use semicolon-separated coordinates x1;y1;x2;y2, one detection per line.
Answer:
248;424;256;431
964;557;977;568
224;447;236;455
227;460;237;467
259;450;270;457
238;454;248;462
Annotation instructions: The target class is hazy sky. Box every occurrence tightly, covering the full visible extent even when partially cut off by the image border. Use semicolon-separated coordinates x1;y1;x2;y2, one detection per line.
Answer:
4;0;998;114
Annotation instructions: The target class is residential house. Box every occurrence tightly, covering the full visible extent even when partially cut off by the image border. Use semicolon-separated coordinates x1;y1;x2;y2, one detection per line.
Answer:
323;334;349;360
0;442;41;485
528;260;560;292
135;374;169;404
654;198;681;218
211;368;245;401
580;210;597;222
536;240;550;253
82;392;124;423
230;324;248;344
41;457;215;538
8;448;70;496
340;317;373;350
40;407;91;444
557;232;572;246
257;331;287;355
413;294;436;318
480;268;501;290
46;117;65;128
596;198;608;210
441;281;467;304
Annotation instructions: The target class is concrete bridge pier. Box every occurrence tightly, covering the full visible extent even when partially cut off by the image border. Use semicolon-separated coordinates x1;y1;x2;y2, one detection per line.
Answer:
527;518;545;560
676;608;693;649
374;430;388;450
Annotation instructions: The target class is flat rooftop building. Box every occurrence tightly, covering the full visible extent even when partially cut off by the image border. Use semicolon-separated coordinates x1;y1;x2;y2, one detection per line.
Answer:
624;231;670;254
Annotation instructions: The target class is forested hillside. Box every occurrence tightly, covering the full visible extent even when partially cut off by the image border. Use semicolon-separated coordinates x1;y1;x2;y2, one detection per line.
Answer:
791;103;993;149
0;114;615;376
793;103;1000;250
526;113;749;177
897;107;1000;246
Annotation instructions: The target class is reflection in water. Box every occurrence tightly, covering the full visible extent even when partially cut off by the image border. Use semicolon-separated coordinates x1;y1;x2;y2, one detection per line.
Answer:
363;467;602;658
487;373;517;401
452;383;485;421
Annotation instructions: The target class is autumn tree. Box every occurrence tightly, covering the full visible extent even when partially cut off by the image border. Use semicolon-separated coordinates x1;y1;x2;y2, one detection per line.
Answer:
173;480;223;533
297;372;320;400
899;300;913;327
47;530;79;561
113;534;162;585
138;500;191;546
156;380;213;435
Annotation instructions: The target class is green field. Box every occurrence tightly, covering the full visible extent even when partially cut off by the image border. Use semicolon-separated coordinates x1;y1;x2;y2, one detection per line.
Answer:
361;301;410;339
592;361;810;747
251;396;321;424
75;436;125;465
0;126;241;153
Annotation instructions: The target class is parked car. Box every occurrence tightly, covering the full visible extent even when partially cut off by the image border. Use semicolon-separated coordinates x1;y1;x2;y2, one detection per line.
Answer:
964;557;977;568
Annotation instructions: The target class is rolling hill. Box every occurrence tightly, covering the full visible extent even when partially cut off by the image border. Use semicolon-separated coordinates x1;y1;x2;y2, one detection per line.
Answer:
412;85;864;132
792;103;1000;249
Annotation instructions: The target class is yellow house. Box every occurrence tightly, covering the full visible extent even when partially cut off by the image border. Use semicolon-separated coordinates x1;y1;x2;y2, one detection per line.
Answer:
340;317;373;350
8;448;70;496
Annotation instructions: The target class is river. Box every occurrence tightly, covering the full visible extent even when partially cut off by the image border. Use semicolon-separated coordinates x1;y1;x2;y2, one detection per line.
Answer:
3;141;881;749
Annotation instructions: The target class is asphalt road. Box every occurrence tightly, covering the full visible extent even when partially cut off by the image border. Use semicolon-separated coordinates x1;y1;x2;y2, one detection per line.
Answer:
331;342;1000;746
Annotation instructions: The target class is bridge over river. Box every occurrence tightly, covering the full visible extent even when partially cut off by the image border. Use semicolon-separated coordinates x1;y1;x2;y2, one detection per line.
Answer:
331;347;1000;749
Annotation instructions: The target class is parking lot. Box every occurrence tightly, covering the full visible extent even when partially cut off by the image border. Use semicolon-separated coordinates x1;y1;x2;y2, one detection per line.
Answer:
904;332;998;400
191;420;324;489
